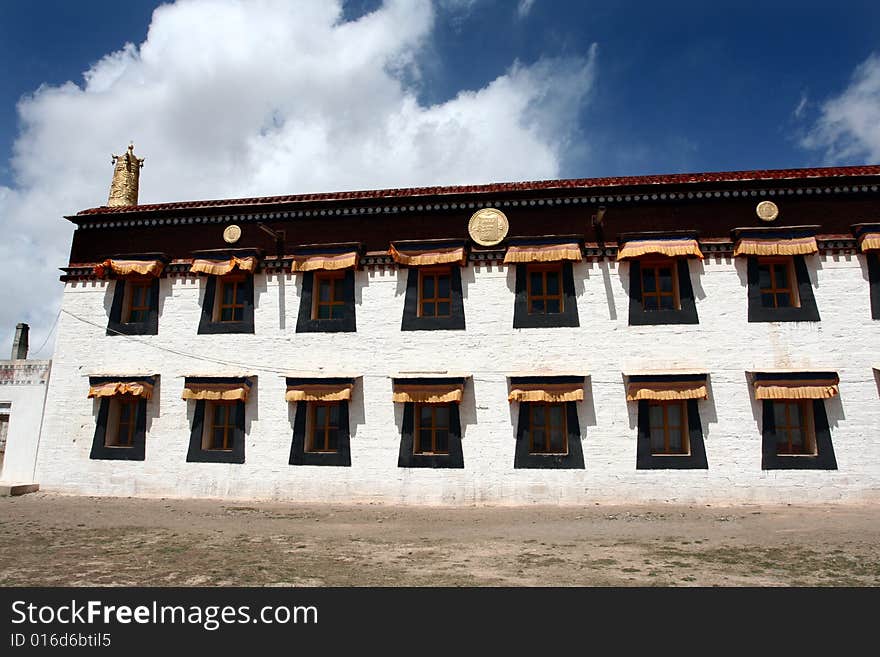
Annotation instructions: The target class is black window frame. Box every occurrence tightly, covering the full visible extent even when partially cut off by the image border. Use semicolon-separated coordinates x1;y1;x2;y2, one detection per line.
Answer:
513;261;579;328
289;377;353;467
89;376;154;461
185;377;248;464
396;378;465;469
107;277;160;336
867;252;880;320
628;258;699;325
296;269;357;333
511;376;584;469
636;397;708;470
761;398;837;470
197;273;256;335
401;265;466;331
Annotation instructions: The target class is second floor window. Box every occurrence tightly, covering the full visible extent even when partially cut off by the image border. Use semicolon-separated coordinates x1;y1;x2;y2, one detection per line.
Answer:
419;269;452;318
125;280;153;324
641;262;678;311
314;272;346;320
757;258;798;309
217;275;247;322
527;265;564;315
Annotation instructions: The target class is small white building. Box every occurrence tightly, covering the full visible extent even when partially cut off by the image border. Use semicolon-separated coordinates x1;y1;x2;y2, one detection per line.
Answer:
0;323;51;493
32;154;880;504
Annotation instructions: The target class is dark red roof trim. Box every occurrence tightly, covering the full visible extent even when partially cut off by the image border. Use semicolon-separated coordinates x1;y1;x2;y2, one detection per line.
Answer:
75;164;880;216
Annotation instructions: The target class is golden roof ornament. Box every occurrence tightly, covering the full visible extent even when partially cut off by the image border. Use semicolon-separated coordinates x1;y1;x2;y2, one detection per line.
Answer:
108;143;144;207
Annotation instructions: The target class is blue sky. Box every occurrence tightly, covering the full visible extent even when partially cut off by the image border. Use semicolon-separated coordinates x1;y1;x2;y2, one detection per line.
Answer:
0;0;878;351
1;0;879;190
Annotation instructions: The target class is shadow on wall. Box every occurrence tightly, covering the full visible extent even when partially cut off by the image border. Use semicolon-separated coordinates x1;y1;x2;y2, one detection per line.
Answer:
699;375;719;439
598;260;617;320
690;259;707;301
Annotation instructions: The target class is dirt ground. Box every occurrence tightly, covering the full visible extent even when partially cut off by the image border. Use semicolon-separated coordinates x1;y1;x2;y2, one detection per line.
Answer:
1;493;878;586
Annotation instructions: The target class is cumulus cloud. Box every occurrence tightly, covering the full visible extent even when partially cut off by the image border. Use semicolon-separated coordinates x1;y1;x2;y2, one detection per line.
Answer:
0;0;596;352
801;53;880;163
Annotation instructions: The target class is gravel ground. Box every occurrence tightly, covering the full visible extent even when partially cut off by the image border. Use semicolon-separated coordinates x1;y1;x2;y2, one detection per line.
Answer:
1;493;878;586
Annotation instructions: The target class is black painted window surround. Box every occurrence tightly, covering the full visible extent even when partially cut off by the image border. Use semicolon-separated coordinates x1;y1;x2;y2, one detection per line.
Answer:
186;387;247;464
514;400;584;469
401;266;466;331
296;269;357;333
398;401;464;468
628;258;699;325
761;399;837;470
89;376;153;461
867;252;880;320
635;399;708;469
290;400;352;466
513;261;579;328
107;278;160;336
746;255;820;323
197;274;255;334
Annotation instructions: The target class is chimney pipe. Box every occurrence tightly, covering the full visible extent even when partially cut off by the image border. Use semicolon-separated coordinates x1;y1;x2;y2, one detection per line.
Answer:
11;323;29;360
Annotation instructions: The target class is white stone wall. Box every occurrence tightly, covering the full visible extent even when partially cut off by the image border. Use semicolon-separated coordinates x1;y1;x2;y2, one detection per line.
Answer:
35;253;880;504
0;360;51;484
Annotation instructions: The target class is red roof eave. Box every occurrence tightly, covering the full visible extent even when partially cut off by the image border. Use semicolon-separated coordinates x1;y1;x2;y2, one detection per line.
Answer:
71;164;880;218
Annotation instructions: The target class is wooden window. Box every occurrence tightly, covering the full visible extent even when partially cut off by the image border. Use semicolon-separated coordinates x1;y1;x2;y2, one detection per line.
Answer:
204;401;237;451
772;400;817;456
125;279;152;324
418;268;452;318
307;402;341;453
414;403;451;455
105;398;138;447
641;260;679;311
216;274;246;322
527;402;568;455
313;271;346;320
527;264;564;315
648;401;689;455
757;258;799;309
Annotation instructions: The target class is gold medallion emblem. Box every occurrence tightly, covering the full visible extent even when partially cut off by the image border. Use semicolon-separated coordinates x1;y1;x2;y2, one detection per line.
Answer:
468;208;509;246
223;224;242;244
756;201;779;222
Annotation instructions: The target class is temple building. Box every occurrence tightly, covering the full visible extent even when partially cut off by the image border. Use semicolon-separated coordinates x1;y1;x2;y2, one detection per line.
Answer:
32;149;880;503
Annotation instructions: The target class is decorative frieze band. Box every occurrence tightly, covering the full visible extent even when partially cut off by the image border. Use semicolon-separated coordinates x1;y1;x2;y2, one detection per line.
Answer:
73;183;880;232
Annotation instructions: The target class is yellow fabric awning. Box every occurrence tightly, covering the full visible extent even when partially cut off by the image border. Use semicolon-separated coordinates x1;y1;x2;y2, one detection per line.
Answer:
617;238;703;261
503;243;582;264
389;244;466;267
94;259;164;278
190;256;258;276
392;382;464;404
182;382;251;402
626;381;708;402
753;376;839;400
733;236;818;257
88;381;154;400
858;231;880;252
508;383;584;403
286;383;353;402
290;251;359;272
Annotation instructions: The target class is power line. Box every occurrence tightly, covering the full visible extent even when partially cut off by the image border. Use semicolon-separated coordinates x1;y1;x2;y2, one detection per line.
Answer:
30;308;62;358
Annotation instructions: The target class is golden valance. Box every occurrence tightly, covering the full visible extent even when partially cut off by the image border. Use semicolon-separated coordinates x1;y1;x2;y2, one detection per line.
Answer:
503;243;582;264
182;382;251;402
753;376;839;400
626;381;708;402
88;381;154;400
94;259;164;278
858;232;880;252
392;382;464;404
617;239;703;261
389;244;466;267
508;383;584;403
286;383;353;402
290;251;359;272
733;236;818;257
190;256;258;276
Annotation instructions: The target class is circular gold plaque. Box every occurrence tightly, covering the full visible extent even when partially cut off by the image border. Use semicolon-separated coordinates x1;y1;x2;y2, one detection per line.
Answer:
223;224;242;244
756;201;779;222
468;208;509;246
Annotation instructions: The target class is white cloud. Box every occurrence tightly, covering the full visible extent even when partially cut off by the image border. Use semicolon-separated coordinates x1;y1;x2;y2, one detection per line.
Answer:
801;53;880;163
0;0;596;352
793;93;808;120
517;0;536;19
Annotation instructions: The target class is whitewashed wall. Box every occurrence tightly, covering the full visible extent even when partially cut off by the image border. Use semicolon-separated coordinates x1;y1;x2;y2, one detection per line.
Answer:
0;360;51;484
35;253;880;504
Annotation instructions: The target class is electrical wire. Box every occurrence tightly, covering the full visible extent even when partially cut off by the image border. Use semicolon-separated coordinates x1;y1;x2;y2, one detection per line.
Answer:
59;308;880;384
29;308;62;358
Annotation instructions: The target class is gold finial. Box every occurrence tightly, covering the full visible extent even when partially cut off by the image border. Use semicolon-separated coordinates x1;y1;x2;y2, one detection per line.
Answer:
108;143;145;207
